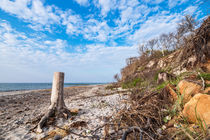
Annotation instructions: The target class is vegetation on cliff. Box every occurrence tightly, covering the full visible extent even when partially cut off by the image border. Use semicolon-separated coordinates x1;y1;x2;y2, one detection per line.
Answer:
106;16;210;139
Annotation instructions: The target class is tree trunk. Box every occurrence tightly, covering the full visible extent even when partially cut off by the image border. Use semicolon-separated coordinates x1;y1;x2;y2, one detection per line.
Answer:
37;72;71;133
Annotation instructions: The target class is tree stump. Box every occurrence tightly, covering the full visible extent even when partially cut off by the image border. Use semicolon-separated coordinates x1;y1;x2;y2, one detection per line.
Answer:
37;72;71;133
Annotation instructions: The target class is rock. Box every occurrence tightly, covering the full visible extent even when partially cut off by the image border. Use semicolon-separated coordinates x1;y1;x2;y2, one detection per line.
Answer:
0;99;5;102
172;67;187;75
156;128;162;134
166;84;177;100
146;60;156;68
182;93;210;127
157;72;175;84
177;80;202;103
203;87;210;94
54;135;62;140
188;55;197;67
158;60;166;68
15;120;23;125
70;108;80;115
157;72;168;84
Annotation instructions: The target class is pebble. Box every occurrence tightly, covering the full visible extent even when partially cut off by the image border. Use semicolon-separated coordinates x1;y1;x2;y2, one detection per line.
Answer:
15;120;23;125
54;135;62;140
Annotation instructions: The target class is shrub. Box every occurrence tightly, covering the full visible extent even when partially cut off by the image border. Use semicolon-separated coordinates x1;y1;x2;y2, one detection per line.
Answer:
122;78;142;89
156;82;168;90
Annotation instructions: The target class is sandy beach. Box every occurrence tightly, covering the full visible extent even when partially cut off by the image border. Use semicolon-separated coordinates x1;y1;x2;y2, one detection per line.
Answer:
0;84;129;140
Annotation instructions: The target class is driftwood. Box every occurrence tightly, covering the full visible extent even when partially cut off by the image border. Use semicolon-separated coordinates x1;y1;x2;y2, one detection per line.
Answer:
37;72;71;133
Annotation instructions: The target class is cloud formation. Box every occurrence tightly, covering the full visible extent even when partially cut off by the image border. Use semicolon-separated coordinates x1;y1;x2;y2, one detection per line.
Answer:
0;0;206;82
0;0;204;43
0;20;138;82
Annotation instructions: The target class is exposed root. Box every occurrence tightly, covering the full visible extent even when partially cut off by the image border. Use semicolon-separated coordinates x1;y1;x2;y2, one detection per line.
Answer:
104;88;173;139
122;126;143;140
37;106;71;133
37;72;71;133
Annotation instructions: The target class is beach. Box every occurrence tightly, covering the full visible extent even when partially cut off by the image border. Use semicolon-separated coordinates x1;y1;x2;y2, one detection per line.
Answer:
0;84;129;139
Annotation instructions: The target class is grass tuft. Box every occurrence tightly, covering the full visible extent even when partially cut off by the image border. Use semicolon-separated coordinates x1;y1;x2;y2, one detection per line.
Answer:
197;73;210;80
122;78;142;89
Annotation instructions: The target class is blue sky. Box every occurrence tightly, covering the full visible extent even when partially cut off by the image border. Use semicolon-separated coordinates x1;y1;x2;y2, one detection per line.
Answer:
0;0;209;83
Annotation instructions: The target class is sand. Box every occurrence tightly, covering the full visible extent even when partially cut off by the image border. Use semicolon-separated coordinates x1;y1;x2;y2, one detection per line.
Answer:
0;85;130;140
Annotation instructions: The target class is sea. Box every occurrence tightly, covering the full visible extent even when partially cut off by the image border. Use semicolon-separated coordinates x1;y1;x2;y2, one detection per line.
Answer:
0;83;103;92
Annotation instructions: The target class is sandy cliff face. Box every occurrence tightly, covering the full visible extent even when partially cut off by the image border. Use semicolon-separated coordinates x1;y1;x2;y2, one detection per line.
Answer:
121;17;210;82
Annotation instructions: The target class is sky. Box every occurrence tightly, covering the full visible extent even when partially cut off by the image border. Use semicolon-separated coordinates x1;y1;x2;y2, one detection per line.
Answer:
0;0;209;83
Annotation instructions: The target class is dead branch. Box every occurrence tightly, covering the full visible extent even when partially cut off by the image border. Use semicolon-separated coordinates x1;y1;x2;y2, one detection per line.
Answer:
121;126;155;140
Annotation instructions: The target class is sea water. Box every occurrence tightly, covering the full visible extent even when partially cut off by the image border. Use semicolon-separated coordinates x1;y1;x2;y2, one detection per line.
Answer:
0;83;102;92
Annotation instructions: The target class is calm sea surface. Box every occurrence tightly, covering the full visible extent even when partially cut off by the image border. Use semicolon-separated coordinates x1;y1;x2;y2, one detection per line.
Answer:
0;83;103;92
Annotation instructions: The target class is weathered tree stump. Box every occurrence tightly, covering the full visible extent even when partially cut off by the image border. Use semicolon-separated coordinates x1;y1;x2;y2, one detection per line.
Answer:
37;72;71;133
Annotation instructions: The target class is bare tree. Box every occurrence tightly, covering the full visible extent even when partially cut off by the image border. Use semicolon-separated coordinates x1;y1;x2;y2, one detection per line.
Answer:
176;15;197;48
159;33;169;56
147;38;158;55
168;32;177;50
177;15;197;35
138;44;147;55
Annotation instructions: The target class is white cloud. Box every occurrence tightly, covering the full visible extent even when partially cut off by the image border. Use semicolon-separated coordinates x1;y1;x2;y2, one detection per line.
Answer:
0;0;205;83
74;0;89;6
0;0;61;30
168;0;189;8
0;20;138;82
129;3;202;45
116;4;149;25
94;0;117;16
0;0;110;42
183;6;198;15
0;0;200;44
143;0;164;4
83;19;111;41
109;1;151;42
61;10;83;35
129;13;182;43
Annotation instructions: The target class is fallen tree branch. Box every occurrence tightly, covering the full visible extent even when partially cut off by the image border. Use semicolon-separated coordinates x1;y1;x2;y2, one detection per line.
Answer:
121;126;155;140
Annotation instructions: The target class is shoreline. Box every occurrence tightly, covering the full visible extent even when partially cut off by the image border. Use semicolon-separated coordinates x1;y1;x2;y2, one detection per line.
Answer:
0;83;106;92
0;84;107;97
